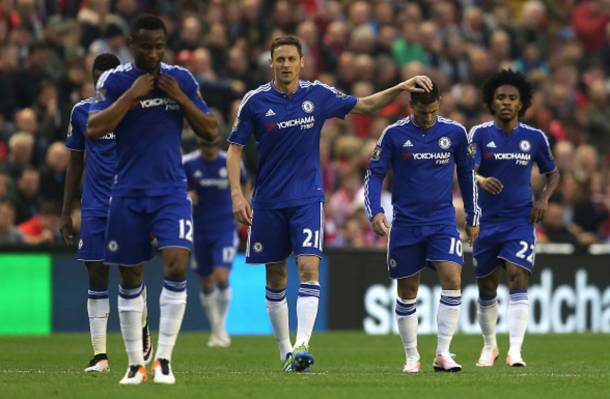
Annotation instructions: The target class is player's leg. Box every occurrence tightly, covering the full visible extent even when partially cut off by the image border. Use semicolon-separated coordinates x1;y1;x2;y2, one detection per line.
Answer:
246;207;293;369
117;264;148;384
149;193;194;383
472;225;504;366
192;232;222;346
396;274;421;373
427;225;465;372
104;196;156;384
475;268;502;366
388;225;427;373
432;261;463;372
290;202;325;372
505;261;530;367
84;261;110;372
208;229;238;347
498;224;535;367
79;216;111;372
214;266;232;346
266;260;292;370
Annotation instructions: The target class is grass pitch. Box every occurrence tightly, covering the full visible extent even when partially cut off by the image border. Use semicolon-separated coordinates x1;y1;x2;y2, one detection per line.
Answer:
1;332;608;399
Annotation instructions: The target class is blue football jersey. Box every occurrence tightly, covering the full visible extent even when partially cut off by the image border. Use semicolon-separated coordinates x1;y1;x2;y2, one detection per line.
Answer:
65;98;117;217
183;149;250;232
365;116;480;227
228;80;358;209
469;121;557;225
90;62;211;197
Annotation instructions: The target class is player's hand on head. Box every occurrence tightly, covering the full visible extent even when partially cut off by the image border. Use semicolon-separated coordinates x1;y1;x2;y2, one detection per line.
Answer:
402;75;433;93
157;74;185;100
59;214;73;246
479;176;503;194
464;223;479;246
529;198;548;224
129;73;155;98
232;193;252;226
371;212;391;237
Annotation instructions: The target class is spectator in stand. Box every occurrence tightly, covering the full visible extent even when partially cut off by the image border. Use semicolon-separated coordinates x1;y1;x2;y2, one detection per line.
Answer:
205;22;229;75
571;0;610;54
586;79;610;156
32;80;63;142
538;202;578;245
88;22;131;64
328;170;362;230
4;132;33;181
14;108;48;166
0;171;9;199
8;166;40;224
38;141;69;204
18;200;60;245
13;41;51;109
0;199;24;245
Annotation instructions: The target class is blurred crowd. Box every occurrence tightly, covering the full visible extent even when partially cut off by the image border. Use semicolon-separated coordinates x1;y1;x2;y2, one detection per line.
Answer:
0;0;609;250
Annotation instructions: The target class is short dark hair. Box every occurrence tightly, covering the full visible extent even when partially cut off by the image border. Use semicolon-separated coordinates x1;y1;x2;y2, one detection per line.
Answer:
130;14;167;40
410;80;440;105
270;36;302;58
93;53;121;73
39;201;61;216
482;69;533;117
28;41;48;55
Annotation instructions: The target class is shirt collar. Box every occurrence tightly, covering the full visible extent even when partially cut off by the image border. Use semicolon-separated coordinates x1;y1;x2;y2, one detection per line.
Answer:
271;79;299;97
410;115;438;131
493;121;520;135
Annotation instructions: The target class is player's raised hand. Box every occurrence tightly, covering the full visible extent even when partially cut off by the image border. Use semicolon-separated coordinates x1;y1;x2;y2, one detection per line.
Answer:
129;73;155;98
465;223;479;246
401;75;433;93
479;176;503;194
528;198;548;224
232;193;252;226
157;74;185;101
372;212;391;237
59;213;74;246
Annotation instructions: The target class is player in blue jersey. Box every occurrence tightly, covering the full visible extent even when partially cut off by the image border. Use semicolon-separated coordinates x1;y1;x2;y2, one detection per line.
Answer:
60;53;153;373
86;15;217;385
183;137;251;348
365;81;480;373
469;70;559;368
227;35;432;372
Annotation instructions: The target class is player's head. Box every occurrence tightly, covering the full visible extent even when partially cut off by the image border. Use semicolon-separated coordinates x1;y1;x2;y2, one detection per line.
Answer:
409;80;440;130
198;136;222;159
92;53;121;86
129;14;168;72
269;36;304;86
482;69;533;122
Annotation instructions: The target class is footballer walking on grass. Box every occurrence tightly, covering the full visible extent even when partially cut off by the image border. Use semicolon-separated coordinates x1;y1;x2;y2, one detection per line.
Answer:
227;35;432;372
60;53;153;373
183;136;251;348
469;69;559;368
365;81;480;373
86;14;217;384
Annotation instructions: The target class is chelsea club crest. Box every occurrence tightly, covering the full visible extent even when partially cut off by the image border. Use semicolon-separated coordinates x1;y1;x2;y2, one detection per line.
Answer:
438;136;452;149
302;100;314;113
519;140;531;152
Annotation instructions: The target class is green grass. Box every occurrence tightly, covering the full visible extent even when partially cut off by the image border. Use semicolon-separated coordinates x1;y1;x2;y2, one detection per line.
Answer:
0;332;609;399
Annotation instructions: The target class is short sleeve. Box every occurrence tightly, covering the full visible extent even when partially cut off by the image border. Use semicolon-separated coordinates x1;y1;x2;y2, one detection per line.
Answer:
181;71;211;114
89;70;118;113
317;82;358;120
65;104;86;151
227;92;255;146
535;131;557;174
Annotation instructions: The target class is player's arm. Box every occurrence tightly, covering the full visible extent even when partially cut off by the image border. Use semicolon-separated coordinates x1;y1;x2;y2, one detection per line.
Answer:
455;129;480;244
60;150;84;246
227;143;252;226
351;75;433;115
529;169;560;224
365;132;393;236
529;133;560;223
157;74;217;141
87;74;156;139
468;127;503;194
